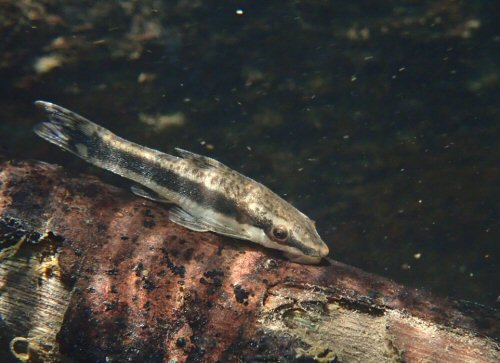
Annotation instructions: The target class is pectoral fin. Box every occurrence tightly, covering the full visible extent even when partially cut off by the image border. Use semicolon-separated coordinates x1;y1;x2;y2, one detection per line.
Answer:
199;214;251;239
168;206;251;240
168;206;210;232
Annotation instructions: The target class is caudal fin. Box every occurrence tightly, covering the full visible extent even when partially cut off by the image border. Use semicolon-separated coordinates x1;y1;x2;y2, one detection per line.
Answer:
33;101;178;190
33;101;105;157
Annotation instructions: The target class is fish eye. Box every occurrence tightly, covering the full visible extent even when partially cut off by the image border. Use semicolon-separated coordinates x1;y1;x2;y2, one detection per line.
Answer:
270;226;288;243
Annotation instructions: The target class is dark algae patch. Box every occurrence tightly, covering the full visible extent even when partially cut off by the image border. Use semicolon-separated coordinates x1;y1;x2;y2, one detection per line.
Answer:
176;337;186;348
233;284;250;304
143;219;155;228
161;248;186;278
203;269;224;289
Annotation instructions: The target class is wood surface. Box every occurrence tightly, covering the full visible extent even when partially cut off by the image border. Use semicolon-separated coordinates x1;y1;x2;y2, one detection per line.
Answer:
0;160;498;362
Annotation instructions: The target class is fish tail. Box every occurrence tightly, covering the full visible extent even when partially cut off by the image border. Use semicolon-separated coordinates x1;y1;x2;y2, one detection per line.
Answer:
33;101;177;188
33;101;107;159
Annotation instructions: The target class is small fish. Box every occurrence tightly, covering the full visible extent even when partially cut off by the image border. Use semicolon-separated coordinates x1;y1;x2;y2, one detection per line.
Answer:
33;101;329;264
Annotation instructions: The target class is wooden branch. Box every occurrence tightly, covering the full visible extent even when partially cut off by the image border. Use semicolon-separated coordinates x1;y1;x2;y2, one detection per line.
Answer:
0;160;498;363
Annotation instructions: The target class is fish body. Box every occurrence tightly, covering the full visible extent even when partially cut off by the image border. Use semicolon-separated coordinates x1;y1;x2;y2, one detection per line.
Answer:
33;101;329;264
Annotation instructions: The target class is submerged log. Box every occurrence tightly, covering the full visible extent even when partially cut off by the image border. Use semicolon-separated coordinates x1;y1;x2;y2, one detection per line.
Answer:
0;160;498;363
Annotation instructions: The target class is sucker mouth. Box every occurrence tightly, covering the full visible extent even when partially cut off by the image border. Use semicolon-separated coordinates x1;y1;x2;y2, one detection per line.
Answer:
283;252;323;265
319;244;330;257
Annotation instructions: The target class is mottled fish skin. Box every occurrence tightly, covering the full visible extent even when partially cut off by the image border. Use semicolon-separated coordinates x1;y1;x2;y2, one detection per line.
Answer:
33;101;329;264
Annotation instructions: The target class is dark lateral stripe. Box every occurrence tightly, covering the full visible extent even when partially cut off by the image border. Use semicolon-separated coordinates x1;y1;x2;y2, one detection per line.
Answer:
71;132;319;256
238;213;318;256
288;235;318;255
85;137;240;218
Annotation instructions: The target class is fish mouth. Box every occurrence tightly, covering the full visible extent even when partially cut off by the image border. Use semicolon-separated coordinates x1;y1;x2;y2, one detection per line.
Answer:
318;242;330;257
283;252;323;265
282;239;330;264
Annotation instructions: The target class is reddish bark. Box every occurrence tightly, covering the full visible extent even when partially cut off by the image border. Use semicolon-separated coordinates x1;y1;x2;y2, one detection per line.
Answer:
0;160;498;363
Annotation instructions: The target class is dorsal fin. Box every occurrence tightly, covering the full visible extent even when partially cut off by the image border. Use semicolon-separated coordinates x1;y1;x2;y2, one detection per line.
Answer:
174;147;228;169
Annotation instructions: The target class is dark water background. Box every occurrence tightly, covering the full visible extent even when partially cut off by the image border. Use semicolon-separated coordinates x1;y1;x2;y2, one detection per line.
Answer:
0;1;498;307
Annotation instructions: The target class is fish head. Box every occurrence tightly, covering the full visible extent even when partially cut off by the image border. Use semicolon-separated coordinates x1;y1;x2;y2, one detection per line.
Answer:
250;205;330;264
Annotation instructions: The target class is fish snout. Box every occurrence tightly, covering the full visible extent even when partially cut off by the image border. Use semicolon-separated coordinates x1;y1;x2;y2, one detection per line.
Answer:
318;242;330;257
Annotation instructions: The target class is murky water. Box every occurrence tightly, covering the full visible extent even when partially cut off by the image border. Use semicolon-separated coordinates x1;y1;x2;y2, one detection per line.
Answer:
0;1;498;307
